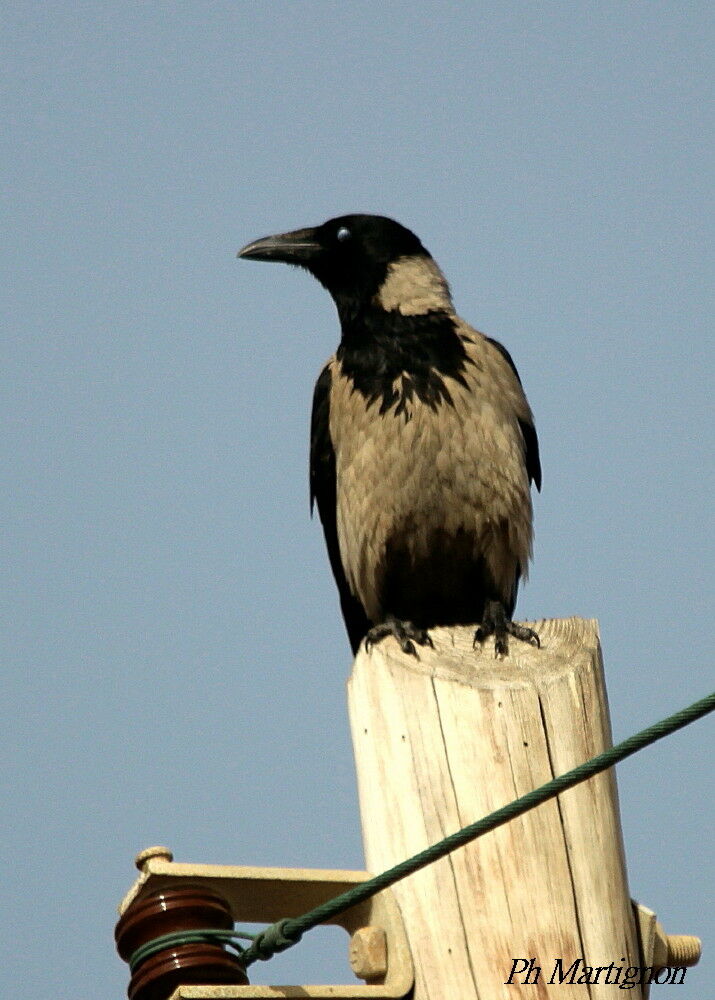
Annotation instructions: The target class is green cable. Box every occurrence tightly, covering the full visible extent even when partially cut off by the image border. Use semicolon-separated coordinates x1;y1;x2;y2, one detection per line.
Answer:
127;689;714;973
129;928;256;972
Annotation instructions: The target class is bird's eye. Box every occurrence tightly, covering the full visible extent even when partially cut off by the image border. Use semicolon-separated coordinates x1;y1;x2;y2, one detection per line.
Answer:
336;226;351;242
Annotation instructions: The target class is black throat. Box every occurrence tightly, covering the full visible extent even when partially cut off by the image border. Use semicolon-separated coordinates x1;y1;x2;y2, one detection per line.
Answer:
336;305;470;417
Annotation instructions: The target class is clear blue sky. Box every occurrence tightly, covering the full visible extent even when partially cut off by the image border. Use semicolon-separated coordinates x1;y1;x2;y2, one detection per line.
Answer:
2;3;712;996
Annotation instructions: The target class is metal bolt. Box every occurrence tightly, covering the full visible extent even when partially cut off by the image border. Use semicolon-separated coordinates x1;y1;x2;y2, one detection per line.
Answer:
653;922;701;969
663;934;701;967
134;845;174;871
349;926;388;981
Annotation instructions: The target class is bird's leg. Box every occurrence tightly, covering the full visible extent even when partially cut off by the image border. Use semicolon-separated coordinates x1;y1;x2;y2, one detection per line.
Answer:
364;615;434;657
474;600;540;658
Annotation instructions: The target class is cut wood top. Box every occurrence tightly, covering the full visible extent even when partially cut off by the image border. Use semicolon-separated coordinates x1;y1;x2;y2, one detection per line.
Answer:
355;617;601;688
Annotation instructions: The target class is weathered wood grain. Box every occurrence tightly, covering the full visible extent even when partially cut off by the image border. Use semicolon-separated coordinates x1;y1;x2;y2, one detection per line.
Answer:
348;618;642;999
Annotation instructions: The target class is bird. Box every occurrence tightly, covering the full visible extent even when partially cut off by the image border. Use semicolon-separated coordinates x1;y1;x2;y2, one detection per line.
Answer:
238;214;541;657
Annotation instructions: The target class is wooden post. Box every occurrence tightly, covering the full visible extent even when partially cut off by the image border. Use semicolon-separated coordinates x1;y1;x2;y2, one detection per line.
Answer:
348;617;643;999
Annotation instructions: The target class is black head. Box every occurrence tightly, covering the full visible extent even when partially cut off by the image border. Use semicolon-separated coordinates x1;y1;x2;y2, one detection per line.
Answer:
238;214;431;312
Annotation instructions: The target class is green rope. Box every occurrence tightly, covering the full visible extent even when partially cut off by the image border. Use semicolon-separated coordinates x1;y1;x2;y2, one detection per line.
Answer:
240;689;715;967
129;929;256;972
126;690;714;974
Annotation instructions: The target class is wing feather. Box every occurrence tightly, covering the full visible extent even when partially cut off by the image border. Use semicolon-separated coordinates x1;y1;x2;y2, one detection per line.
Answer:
485;336;542;491
310;362;371;653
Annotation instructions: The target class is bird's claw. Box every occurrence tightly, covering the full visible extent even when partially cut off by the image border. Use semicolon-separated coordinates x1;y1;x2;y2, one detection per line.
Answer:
365;617;433;657
473;602;540;658
508;622;540;648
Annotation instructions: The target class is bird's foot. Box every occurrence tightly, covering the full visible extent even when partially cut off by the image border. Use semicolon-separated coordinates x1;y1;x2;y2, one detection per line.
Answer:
364;615;434;657
473;600;540;658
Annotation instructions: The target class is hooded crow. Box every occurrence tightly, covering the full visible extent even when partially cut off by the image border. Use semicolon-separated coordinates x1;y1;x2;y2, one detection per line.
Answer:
239;214;541;657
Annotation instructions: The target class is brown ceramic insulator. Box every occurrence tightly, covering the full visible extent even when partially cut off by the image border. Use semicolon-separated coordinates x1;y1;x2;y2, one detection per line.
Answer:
115;884;249;999
127;943;248;1000
115;884;235;960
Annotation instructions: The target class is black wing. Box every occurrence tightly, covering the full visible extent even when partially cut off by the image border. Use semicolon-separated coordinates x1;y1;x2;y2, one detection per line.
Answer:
485;336;542;491
310;363;372;654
